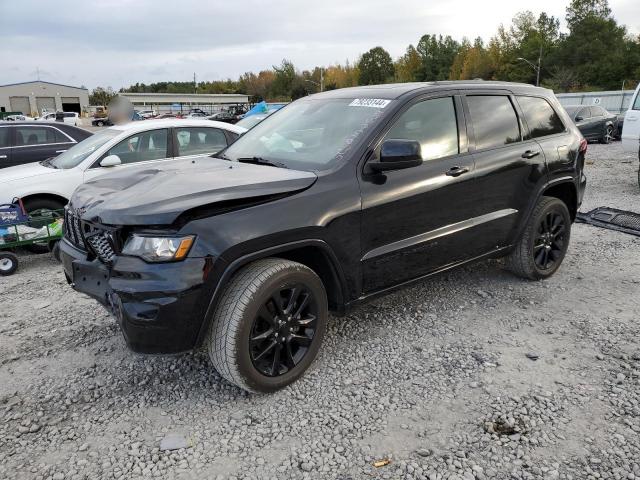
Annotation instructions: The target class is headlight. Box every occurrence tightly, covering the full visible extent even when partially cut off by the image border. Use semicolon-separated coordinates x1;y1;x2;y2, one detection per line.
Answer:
122;234;194;262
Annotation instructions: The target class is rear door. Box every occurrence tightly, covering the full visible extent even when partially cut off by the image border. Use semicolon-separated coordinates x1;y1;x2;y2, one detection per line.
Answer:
622;87;640;154
0;126;12;168
464;92;547;249
12;125;74;167
173;126;229;158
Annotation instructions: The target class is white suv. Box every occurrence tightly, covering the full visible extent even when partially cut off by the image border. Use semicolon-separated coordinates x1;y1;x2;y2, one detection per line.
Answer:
0;118;246;216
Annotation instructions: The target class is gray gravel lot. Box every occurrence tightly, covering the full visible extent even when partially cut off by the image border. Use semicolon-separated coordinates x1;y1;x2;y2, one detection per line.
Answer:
1;142;639;480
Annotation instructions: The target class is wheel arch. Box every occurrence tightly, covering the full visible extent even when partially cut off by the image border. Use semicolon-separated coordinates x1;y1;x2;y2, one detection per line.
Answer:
194;239;348;348
542;181;578;221
21;192;69;209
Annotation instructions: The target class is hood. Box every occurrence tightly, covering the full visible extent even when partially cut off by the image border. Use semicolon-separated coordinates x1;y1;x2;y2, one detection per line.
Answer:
0;161;58;185
71;157;317;225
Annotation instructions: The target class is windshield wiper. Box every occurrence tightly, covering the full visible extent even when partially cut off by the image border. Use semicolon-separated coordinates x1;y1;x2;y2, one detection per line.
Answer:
212;151;230;160
237;157;288;169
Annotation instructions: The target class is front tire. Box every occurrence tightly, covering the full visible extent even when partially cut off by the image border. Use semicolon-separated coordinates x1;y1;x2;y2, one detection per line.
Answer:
207;258;328;393
507;196;571;280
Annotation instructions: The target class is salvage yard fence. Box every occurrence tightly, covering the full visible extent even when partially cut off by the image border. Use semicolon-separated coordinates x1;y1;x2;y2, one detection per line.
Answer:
556;90;636;115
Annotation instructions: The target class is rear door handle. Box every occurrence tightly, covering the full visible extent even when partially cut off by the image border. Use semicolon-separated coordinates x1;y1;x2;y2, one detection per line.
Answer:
0;155;6;159
522;150;540;159
445;166;470;177
55;150;67;153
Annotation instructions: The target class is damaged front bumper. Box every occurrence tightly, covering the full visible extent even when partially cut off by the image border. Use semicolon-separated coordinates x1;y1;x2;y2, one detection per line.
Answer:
59;238;210;354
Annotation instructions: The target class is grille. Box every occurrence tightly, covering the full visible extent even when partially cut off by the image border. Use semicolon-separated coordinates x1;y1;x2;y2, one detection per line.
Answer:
86;232;117;264
64;207;86;250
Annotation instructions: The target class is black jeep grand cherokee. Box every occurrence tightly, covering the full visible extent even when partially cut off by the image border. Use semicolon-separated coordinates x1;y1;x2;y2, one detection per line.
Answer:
60;81;587;392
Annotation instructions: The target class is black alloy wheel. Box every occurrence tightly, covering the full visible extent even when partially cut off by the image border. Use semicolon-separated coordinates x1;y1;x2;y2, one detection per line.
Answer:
506;196;571;280
208;258;328;393
533;211;566;271
249;284;318;377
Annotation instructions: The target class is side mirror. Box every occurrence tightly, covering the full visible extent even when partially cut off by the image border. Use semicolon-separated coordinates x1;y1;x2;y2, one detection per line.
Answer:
575;116;583;122
369;139;423;173
100;155;121;167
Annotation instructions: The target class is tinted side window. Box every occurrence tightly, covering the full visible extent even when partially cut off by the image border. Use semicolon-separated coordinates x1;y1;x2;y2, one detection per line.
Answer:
0;128;8;148
467;96;520;150
176;127;228;156
384;97;459;160
15;127;57;146
517;96;565;138
105;129;168;164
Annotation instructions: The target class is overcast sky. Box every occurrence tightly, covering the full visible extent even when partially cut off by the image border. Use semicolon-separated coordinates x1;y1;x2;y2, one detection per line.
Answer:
1;0;638;90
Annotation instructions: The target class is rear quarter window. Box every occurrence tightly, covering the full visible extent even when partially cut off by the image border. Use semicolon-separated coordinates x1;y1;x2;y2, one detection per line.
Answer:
517;96;566;138
466;95;521;150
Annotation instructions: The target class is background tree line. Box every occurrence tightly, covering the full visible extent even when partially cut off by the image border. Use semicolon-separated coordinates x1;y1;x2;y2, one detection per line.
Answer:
91;0;640;106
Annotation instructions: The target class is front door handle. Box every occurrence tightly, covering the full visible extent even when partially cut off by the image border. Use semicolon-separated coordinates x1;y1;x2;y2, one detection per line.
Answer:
55;150;67;153
445;166;470;177
522;150;540;159
0;155;6;159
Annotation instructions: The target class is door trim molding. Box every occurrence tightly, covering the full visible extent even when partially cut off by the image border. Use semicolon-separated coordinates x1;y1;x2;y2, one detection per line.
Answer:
361;208;518;261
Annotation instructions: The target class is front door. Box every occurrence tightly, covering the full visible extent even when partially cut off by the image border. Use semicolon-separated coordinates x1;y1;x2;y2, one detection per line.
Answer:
83;128;173;182
359;94;482;293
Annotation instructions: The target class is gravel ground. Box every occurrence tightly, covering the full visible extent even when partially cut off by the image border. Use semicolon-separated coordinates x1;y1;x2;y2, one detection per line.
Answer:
1;142;639;480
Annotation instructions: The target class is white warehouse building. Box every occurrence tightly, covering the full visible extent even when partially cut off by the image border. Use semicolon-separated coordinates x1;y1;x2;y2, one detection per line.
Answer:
119;92;250;114
0;80;89;116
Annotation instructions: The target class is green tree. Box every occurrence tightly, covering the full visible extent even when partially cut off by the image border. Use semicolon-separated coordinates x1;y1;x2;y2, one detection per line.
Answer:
358;47;395;85
89;86;117;106
416;35;461;81
395;45;422;82
271;59;297;99
555;0;629;89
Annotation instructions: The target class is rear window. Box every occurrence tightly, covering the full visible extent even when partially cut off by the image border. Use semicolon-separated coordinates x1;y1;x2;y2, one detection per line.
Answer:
467;96;521;150
517;96;565;138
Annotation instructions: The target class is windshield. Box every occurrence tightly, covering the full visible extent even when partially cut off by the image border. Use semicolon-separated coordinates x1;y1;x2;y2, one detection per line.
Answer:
235;115;268;129
50;129;120;169
222;98;391;171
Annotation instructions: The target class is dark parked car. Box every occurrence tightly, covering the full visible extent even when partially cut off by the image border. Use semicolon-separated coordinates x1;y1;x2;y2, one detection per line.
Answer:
207;111;238;124
0;122;92;168
91;117;113;127
60;81;586;392
563;105;618;143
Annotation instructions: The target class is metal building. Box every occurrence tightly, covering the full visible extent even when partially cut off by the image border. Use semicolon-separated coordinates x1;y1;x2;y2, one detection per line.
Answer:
0;80;90;116
556;90;636;115
119;92;250;114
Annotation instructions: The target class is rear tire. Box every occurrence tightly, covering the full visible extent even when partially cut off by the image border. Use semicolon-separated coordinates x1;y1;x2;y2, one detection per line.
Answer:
22;198;65;254
599;125;614;144
0;252;18;276
506;196;571;280
207;258;328;393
